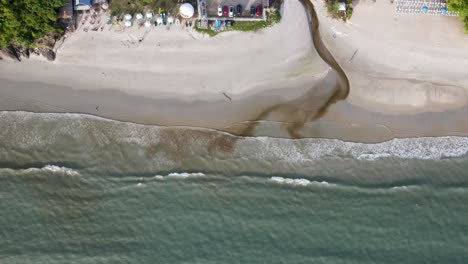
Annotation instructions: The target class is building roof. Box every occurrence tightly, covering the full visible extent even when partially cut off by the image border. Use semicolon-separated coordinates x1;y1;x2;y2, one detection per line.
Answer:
338;2;346;11
77;0;91;6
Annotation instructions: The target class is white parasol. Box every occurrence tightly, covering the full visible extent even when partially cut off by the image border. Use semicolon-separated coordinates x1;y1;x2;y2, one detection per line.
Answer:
179;3;195;19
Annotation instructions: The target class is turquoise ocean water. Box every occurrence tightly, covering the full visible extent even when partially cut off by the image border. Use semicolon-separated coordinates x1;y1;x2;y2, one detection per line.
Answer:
1;111;468;263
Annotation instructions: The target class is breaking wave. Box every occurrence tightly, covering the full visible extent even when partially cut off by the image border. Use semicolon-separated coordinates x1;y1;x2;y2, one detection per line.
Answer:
154;172;206;179
270;176;333;187
248;136;468;161
0;165;80;176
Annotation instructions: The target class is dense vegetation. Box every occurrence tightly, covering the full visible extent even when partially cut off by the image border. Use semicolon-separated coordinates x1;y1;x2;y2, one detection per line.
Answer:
0;0;65;47
447;0;468;32
109;0;180;16
326;0;353;21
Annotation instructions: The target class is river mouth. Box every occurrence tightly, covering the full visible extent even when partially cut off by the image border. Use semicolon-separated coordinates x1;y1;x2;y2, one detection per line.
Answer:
221;0;351;139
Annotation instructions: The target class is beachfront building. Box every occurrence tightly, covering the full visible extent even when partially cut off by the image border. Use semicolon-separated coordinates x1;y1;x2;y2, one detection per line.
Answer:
74;0;107;10
197;0;269;22
74;0;92;10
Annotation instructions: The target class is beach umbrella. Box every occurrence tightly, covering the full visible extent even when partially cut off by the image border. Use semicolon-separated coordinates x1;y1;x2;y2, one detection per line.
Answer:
167;16;174;25
146;12;153;19
179;3;195;19
124;20;132;27
124;14;132;20
136;13;143;20
422;6;428;12
144;20;151;27
441;7;447;14
156;17;163;25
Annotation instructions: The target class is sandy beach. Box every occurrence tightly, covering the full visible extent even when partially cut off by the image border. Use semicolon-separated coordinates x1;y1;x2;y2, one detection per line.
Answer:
1;0;468;141
0;0;337;131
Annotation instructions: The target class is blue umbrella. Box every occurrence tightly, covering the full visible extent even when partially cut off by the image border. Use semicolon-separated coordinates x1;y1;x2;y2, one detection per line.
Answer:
422;6;428;12
441;7;447;14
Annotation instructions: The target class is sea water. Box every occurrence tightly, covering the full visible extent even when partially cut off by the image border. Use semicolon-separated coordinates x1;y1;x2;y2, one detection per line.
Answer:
1;111;468;263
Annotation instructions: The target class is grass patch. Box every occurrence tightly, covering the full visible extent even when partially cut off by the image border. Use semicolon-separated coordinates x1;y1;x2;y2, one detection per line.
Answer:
194;24;218;37
231;9;281;32
109;0;197;17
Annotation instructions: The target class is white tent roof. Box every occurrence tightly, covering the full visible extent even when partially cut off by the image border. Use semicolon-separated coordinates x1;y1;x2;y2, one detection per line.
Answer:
146;12;153;18
124;14;132;20
124;20;132;27
179;3;195;18
338;2;346;11
167;16;174;23
136;13;143;20
144;21;151;27
156;17;163;24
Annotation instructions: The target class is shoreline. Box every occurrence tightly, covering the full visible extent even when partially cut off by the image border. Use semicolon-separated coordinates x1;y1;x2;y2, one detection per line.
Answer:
1;0;468;143
3;110;468;161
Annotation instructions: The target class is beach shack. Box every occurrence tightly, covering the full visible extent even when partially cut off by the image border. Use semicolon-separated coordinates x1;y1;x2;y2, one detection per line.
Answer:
74;0;92;10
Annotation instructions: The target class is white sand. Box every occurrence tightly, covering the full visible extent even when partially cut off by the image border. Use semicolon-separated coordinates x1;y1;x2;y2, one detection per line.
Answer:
0;0;329;102
311;0;468;113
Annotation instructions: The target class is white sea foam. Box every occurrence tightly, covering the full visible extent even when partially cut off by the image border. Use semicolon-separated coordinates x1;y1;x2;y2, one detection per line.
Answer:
270;177;336;187
154;172;205;179
40;165;80;176
248;136;468;161
391;186;408;190
3;111;468;163
3;165;82;176
270;176;311;186
167;172;205;178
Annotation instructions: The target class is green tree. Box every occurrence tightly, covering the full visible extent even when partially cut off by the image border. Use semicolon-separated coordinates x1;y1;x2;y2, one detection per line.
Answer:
0;0;65;47
447;0;468;32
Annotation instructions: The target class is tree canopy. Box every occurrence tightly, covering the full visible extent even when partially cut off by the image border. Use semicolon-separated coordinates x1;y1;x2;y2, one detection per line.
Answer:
447;0;468;32
0;0;65;47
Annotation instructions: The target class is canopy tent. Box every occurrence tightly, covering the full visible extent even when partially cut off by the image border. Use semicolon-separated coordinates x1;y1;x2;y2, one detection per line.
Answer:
144;20;151;27
338;2;346;11
167;16;174;25
136;13;143;20
214;20;221;30
441;7;447;14
179;3;195;19
156;17;163;25
124;20;132;27
422;6;428;12
146;12;153;19
101;3;109;10
124;14;132;20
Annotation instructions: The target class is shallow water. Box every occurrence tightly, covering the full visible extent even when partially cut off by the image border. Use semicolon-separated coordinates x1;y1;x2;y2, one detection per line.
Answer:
1;111;468;263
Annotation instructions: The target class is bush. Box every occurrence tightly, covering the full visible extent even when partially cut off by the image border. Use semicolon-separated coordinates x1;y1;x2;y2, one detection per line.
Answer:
447;0;468;32
194;24;218;37
326;0;353;21
0;0;65;47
